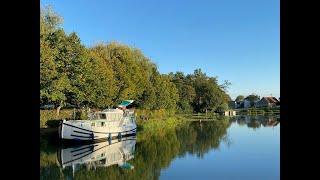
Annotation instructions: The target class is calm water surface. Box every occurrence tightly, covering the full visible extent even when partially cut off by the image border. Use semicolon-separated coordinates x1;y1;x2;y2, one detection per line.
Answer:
40;115;280;180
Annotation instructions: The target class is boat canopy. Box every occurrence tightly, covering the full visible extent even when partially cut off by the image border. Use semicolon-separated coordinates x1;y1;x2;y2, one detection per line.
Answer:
118;100;134;108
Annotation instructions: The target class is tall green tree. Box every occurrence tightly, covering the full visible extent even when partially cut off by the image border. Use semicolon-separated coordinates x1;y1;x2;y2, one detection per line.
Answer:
235;95;245;102
40;6;72;115
154;74;179;110
40;6;232;114
171;72;196;112
104;42;153;102
190;69;230;112
245;94;260;106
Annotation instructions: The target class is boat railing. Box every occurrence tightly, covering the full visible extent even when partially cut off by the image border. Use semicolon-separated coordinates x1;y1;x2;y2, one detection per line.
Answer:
118;117;125;127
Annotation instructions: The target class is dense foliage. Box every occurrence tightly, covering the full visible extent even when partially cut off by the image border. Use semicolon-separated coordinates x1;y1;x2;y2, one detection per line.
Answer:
40;7;231;114
244;94;261;106
170;69;231;113
235;95;244;102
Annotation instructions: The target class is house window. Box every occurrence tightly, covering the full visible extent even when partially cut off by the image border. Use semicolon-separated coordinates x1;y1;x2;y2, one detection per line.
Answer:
101;122;105;126
91;122;95;127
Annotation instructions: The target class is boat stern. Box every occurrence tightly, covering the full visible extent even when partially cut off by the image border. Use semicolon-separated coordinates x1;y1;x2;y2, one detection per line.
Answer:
58;120;65;139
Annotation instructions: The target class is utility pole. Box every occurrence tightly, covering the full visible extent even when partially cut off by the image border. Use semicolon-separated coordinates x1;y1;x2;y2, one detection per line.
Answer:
73;108;76;120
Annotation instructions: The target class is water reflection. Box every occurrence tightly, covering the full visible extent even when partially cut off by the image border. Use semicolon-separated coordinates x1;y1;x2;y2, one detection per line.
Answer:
176;116;232;158
40;115;279;180
230;115;280;129
58;136;136;178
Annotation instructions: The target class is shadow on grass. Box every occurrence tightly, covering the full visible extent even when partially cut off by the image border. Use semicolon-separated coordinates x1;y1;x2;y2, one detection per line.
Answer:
137;124;144;132
46;119;63;128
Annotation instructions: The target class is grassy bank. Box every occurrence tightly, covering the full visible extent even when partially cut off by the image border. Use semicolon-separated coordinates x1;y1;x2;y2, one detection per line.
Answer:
40;109;88;128
40;109;72;128
178;112;221;119
135;109;176;121
237;107;280;116
40;108;178;128
40;109;186;145
136;115;186;138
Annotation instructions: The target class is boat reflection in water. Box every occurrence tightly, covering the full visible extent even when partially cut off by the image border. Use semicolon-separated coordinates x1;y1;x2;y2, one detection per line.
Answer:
57;135;136;176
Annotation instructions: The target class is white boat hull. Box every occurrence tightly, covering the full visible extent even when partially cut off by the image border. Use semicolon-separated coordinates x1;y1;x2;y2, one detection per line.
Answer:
59;120;137;142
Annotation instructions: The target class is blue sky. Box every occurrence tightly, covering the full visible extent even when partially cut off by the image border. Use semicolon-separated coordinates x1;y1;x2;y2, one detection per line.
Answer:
41;0;280;100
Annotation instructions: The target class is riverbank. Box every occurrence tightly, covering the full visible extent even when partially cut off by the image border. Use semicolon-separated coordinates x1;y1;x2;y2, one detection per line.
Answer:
40;108;185;131
40;109;85;128
136;115;186;139
40;108;178;128
236;107;280;116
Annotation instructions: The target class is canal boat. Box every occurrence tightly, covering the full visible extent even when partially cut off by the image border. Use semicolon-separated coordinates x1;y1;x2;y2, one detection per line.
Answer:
58;100;137;142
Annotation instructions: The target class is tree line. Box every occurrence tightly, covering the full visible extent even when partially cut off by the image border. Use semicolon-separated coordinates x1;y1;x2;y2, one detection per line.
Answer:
40;6;231;115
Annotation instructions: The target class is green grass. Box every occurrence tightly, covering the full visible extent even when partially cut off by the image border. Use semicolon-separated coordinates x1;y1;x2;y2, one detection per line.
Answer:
237;107;280;116
179;112;220;119
136;115;186;141
40;109;72;128
135;109;175;121
41;108;188;143
40;109;88;128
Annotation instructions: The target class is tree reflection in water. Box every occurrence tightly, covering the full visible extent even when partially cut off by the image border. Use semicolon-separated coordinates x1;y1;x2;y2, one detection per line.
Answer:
232;115;280;130
40;115;279;180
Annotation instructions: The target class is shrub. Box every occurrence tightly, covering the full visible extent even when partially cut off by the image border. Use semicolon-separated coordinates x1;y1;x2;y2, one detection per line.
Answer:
40;109;88;128
135;109;175;121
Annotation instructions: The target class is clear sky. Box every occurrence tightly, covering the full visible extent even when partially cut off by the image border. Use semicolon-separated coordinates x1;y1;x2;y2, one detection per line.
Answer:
41;0;280;100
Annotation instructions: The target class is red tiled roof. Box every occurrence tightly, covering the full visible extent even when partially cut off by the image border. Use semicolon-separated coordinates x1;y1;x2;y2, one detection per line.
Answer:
263;97;279;104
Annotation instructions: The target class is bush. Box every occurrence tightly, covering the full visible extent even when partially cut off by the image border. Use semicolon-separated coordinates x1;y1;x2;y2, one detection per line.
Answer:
40;110;72;128
40;109;88;128
135;109;175;121
137;116;184;138
45;120;62;128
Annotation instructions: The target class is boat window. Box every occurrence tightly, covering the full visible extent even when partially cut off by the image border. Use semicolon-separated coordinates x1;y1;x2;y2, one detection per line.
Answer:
99;113;106;119
91;122;95;127
101;122;105;126
99;159;106;164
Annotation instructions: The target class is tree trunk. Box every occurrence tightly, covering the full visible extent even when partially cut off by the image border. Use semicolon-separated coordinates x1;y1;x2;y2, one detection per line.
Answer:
56;106;62;117
56;101;63;117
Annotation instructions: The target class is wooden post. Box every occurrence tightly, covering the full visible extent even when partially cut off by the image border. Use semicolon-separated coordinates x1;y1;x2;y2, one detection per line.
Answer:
118;132;122;141
205;108;207;119
108;133;112;144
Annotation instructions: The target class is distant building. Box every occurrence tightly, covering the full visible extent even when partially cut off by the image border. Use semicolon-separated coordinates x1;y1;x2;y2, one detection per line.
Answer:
234;99;259;109
255;97;280;108
224;110;237;116
233;100;248;109
235;101;243;108
243;99;251;108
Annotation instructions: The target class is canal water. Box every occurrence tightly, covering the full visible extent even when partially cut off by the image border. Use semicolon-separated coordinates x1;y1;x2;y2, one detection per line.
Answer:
40;115;280;180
